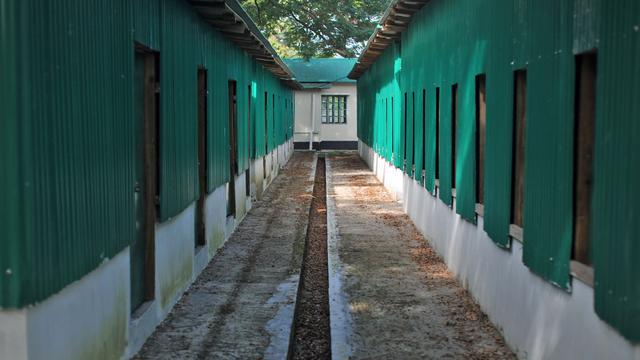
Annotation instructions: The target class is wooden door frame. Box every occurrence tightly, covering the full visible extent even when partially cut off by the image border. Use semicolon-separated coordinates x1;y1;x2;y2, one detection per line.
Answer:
133;43;159;307
246;84;252;197
227;80;238;217
196;67;207;248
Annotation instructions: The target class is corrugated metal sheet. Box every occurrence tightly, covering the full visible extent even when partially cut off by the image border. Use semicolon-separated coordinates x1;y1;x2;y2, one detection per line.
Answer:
133;0;161;49
413;90;424;183
424;87;437;193
0;0;21;307
483;1;516;249
1;0;294;308
355;0;640;341
157;0;200;220
284;58;357;83
593;0;640;342
2;0;136;308
520;0;575;291
405;91;414;176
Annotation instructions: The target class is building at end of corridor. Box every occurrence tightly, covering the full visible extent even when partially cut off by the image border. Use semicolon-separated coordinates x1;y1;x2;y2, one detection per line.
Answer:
285;58;358;151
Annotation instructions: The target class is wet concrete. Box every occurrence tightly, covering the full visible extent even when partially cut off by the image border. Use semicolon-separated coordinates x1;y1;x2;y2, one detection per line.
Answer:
134;152;316;360
326;153;514;359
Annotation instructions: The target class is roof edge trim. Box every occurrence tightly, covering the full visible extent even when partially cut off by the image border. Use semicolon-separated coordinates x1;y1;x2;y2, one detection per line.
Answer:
348;0;430;79
189;0;302;89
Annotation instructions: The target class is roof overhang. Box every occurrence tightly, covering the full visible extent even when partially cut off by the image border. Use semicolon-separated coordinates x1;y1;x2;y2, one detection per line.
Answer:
189;0;302;89
348;0;430;79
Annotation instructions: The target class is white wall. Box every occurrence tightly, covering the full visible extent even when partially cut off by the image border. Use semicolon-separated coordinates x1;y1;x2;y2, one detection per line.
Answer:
359;141;640;360
0;141;294;360
293;83;357;145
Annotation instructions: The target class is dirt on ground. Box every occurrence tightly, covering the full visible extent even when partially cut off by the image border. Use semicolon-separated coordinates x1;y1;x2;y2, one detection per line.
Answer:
327;153;515;359
133;152;316;360
289;157;331;360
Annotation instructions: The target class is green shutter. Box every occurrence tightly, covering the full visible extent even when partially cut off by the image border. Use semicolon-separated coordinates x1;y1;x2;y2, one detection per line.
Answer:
484;68;515;249
0;0;21;307
592;0;640;342
438;88;453;206
520;0;575;290
413;91;425;182
455;81;477;222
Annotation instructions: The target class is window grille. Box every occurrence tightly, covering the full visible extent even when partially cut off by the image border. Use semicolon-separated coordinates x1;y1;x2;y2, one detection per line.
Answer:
321;95;347;124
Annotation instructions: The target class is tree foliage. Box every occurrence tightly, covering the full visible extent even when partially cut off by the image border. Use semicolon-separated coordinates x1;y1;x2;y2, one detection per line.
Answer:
242;0;389;58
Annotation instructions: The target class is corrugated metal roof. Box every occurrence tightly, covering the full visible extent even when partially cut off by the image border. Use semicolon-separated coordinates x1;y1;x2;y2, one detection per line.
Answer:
348;0;430;79
285;58;357;84
189;0;302;89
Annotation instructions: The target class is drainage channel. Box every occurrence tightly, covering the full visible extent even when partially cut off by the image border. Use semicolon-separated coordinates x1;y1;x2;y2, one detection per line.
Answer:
288;155;331;360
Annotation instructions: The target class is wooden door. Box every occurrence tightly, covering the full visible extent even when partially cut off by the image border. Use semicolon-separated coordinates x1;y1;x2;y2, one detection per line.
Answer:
131;49;158;312
196;68;207;247
227;80;237;217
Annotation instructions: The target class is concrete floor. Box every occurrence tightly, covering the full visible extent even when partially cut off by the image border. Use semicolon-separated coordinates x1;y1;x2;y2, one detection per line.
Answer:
327;153;514;359
134;152;316;360
134;151;513;359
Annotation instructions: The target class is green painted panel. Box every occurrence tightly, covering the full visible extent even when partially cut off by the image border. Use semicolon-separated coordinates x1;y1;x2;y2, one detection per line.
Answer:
521;0;575;290
4;0;135;308
133;0;161;49
413;90;425;183
405;92;414;176
573;0;600;54
158;0;200;220
484;68;514;248
483;0;516;249
438;87;453;206
455;80;477;223
424;89;437;193
593;0;640;342
0;0;21;307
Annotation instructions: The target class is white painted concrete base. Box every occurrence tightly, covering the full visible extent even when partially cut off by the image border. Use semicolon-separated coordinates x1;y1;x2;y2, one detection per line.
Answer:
0;140;295;360
0;250;130;360
0;311;27;360
358;140;640;360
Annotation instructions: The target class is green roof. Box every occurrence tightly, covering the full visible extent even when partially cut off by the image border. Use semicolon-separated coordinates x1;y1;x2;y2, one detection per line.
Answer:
284;58;357;84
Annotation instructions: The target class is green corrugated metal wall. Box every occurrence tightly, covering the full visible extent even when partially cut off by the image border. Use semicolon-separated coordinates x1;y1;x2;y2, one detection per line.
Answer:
134;0;293;219
593;1;640;342
0;0;293;308
0;0;20;306
357;0;640;341
0;0;136;308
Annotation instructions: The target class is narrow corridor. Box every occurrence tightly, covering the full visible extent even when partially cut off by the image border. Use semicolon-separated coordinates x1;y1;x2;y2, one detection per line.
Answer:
134;152;512;359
